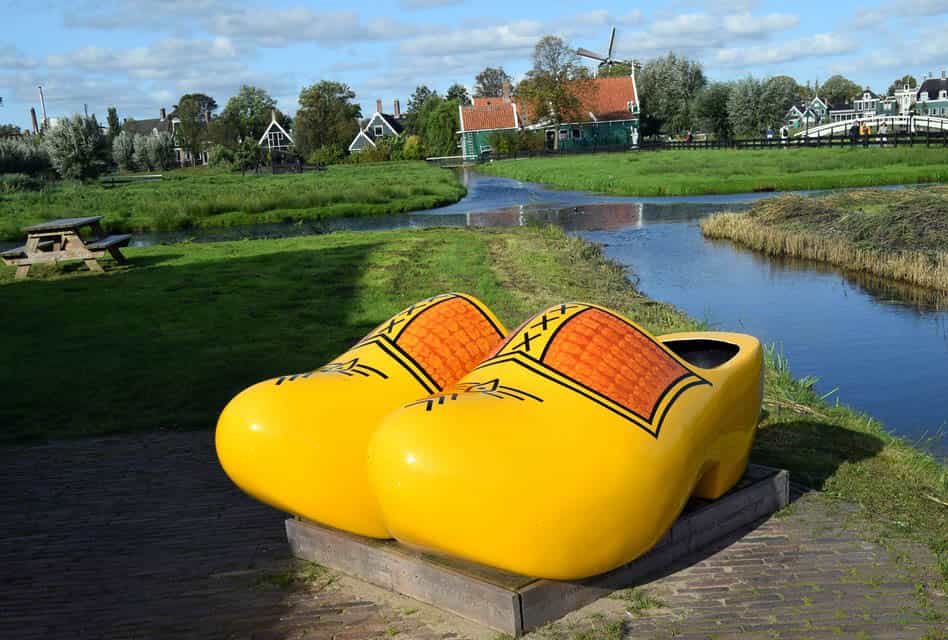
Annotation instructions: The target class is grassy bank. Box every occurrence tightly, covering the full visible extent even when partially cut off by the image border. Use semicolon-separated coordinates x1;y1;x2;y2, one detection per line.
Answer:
0;161;465;240
702;186;948;292
0;225;944;582
477;147;948;196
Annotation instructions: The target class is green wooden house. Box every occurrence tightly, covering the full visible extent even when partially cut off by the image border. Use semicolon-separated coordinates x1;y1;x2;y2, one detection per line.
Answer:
459;76;640;158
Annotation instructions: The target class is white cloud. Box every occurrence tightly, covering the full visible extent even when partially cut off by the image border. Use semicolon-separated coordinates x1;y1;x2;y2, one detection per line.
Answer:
715;33;857;66
722;12;799;37
398;0;464;8
398;20;543;57
0;45;38;70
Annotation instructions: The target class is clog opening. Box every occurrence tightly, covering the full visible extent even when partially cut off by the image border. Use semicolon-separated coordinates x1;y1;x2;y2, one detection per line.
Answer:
664;339;740;369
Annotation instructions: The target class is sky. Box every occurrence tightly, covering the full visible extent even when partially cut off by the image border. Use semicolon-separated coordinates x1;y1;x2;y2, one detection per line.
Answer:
1;0;946;128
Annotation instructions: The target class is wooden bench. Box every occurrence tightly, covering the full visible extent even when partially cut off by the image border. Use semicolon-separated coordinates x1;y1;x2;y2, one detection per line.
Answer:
2;218;132;279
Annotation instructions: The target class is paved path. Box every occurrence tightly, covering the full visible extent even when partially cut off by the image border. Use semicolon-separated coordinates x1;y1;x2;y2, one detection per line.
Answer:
1;432;944;640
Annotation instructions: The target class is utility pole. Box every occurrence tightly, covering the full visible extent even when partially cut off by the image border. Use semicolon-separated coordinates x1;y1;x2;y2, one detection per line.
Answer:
37;85;48;129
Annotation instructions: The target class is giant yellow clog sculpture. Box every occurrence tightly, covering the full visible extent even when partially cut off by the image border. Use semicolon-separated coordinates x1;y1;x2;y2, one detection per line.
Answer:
367;303;763;579
216;293;506;539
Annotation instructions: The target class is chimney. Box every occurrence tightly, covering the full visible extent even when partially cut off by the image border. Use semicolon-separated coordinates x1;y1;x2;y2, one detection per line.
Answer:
271;109;277;123
160;107;166;121
502;80;511;103
393;99;401;119
376;98;383;114
30;108;39;134
204;110;210;124
942;69;946;80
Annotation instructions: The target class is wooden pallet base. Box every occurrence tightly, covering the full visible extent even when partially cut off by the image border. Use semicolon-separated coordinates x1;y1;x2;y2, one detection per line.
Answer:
286;464;789;636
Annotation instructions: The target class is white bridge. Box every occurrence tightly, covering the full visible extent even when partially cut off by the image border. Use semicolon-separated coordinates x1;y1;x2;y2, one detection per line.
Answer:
798;114;948;137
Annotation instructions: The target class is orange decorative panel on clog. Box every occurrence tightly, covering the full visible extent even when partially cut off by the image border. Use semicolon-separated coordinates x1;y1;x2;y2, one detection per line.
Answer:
477;303;709;436
356;293;506;393
542;308;691;420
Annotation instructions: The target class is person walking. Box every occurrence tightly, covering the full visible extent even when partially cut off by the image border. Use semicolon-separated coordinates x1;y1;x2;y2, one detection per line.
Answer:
879;121;888;146
849;122;859;145
780;125;789;146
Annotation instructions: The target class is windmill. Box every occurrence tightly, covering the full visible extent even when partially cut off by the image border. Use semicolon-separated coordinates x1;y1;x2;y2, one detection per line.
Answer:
577;27;634;73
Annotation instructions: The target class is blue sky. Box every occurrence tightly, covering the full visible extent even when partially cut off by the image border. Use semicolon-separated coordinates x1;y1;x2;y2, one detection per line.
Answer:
1;0;946;128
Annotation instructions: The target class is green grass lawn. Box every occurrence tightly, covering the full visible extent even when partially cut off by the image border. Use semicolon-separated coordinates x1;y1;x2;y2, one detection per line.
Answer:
0;161;465;240
702;186;948;291
478;147;948;196
0;225;944;582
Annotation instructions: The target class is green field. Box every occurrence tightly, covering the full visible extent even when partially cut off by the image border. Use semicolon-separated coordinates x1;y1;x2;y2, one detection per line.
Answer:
478;147;948;196
703;186;948;292
0;225;944;580
0;161;465;240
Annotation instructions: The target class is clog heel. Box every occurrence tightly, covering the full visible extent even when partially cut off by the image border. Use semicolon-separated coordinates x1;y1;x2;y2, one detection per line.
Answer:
215;293;506;539
367;303;763;579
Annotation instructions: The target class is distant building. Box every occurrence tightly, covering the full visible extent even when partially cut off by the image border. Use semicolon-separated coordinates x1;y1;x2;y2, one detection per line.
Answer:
123;107;208;166
785;96;830;128
257;110;293;151
916;71;948;116
458;76;640;158
348;99;405;153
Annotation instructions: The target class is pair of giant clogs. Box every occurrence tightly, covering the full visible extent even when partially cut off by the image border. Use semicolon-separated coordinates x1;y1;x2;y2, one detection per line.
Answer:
216;293;763;580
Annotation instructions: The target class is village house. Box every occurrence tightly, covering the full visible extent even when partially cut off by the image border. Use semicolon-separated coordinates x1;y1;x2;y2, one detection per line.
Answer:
257;110;293;152
916;70;948;116
348;99;405;153
458;76;640;158
123;107;208;165
785;96;830;128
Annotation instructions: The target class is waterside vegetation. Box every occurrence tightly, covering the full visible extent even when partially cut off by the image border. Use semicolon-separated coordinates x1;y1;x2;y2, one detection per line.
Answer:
0;161;465;240
702;186;948;292
1;225;944;583
477;148;948;196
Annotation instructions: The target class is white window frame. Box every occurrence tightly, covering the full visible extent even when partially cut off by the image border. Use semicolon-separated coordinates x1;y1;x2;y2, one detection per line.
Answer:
373;125;384;137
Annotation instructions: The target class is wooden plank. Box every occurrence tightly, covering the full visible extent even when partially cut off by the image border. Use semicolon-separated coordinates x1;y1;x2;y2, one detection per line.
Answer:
286;519;522;634
21;216;102;233
86;234;132;251
286;465;789;636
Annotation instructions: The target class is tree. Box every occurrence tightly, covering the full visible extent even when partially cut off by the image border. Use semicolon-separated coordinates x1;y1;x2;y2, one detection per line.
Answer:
44;114;109;180
819;75;861;107
693;82;733;140
171;93;217;120
445;83;471;106
219;85;281;145
112;131;136;170
0;123;22;138
727;76;764;138
294;80;361;156
636;52;706;136
473;67;512;98
423;100;461;156
234;138;264;175
173;95;208;166
405;86;440;134
597;61;633;78
760;75;801;129
518;36;592;148
106;107;121;143
887;75;917;96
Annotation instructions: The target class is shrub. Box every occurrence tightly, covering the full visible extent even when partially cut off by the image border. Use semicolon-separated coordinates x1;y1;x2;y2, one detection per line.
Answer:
133;134;153;171
401;135;425;160
306;145;344;166
487;130;545;156
0;173;44;192
147;132;176;170
0;138;52;175
209;144;236;169
44;114;109;180
112;131;136;171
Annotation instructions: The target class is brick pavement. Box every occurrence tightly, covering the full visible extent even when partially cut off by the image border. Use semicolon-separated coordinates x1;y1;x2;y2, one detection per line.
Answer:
0;432;944;639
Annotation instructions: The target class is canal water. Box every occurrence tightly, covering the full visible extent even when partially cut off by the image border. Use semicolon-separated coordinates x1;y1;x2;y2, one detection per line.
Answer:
130;171;947;451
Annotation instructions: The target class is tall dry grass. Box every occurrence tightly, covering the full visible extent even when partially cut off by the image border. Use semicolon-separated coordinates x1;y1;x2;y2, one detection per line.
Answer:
702;188;948;292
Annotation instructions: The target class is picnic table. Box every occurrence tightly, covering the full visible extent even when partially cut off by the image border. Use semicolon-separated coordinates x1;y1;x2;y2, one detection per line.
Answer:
0;216;131;279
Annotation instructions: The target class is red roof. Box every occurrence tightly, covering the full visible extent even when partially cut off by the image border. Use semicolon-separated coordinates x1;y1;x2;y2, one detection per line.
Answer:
460;77;637;131
576;77;636;121
460;103;518;131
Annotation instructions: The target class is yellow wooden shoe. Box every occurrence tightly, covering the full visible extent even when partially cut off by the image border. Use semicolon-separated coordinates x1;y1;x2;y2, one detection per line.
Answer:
367;303;763;578
215;293;506;539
